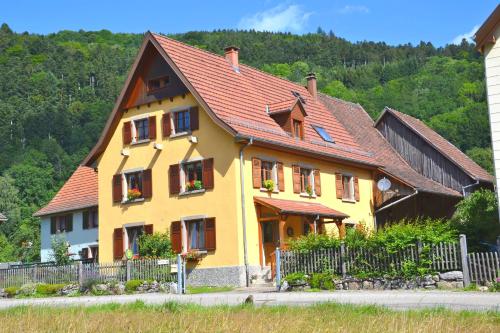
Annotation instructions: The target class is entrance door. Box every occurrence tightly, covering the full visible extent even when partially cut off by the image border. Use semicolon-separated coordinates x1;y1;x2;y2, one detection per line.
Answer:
261;221;279;266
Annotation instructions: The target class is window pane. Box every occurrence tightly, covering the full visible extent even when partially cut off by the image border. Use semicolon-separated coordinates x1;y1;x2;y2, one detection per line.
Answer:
134;118;149;140
175;110;190;133
300;168;310;192
312;125;334;143
343;175;353;199
261;161;273;186
188;220;205;249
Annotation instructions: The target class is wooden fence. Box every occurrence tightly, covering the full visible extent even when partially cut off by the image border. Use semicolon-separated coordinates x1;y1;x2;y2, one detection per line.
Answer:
468;252;500;283
279;241;462;278
0;258;178;288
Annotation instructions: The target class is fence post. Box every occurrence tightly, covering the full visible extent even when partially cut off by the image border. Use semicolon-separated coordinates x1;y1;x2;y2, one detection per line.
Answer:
459;234;470;287
32;264;37;283
176;254;182;294
275;248;281;291
340;242;346;278
182;258;186;294
126;260;132;282
78;261;84;286
416;240;423;264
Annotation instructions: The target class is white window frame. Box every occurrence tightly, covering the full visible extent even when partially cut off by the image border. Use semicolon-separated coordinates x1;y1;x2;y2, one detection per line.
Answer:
342;173;355;202
121;168;144;203
298;165;316;198
122;222;145;254
180;215;208;253
179;157;205;194
170;106;194;137
130;115;150;144
259;160;279;193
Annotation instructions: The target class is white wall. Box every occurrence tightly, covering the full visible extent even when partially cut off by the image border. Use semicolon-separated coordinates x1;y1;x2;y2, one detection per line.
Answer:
40;210;98;262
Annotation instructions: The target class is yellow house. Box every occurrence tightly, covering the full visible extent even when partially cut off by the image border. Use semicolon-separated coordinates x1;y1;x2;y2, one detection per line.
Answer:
80;32;381;286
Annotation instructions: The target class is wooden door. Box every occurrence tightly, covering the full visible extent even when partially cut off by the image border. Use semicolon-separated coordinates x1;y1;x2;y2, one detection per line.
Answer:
261;221;279;266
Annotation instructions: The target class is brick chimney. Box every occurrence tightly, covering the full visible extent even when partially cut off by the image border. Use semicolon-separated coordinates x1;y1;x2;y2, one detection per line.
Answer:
306;73;317;99
224;46;240;71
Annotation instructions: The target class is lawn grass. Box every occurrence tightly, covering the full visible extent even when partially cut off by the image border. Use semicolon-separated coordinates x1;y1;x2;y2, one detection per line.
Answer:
186;285;233;294
0;301;498;332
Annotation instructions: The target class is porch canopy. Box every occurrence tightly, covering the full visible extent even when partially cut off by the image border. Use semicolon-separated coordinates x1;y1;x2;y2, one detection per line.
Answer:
254;196;349;220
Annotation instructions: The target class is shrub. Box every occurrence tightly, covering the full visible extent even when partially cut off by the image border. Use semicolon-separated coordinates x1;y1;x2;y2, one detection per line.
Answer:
35;284;65;295
289;233;340;252
4;286;19;298
18;283;37;296
138;231;173;258
81;278;100;292
310;272;335;290
125;279;142;292
284;272;307;286
50;234;72;266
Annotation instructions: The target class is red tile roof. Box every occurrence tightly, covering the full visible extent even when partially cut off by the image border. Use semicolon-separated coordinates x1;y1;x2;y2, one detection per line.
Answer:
151;33;378;167
380;108;493;183
254;196;349;219
320;95;463;197
34;166;98;217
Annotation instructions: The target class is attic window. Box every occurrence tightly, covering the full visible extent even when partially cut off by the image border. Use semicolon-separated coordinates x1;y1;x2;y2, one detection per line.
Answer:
312;125;334;143
147;76;169;93
293;119;304;139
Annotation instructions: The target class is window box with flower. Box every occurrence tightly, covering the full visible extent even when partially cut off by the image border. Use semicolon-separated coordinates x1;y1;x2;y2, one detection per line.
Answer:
127;188;142;202
185;180;203;192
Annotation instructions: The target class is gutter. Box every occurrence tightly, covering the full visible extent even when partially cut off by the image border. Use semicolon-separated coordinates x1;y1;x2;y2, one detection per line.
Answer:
239;137;253;287
375;190;419;215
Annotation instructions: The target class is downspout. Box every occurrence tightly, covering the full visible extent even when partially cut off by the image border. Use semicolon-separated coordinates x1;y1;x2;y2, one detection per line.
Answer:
375;190;419;214
462;180;479;197
239;137;253;287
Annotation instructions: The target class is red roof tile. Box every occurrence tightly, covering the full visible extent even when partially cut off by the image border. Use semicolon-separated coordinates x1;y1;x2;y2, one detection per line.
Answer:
254;196;349;219
34;166;98;217
381;108;493;183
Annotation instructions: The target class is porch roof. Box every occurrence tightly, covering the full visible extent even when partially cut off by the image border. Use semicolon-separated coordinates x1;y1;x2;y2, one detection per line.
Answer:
254;196;349;219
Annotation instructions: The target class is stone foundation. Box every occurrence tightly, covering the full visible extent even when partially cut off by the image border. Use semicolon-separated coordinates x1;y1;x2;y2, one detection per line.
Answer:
186;265;261;287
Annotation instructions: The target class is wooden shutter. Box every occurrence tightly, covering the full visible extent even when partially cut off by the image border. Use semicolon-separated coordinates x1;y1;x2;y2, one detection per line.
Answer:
292;165;301;193
148;116;156;140
82;211;89;230
50;217;56;234
314;169;321;196
205;218;216;251
113;228;124;260
162;113;171;138
252;158;261;188
123;121;132;145
144;224;153;235
142;169;152;198
335;173;343;199
190;106;199;131
354;176;360;201
169;164;180;195
66;215;73;232
202;158;214;190
277;162;285;191
112;174;122;203
170;221;182;254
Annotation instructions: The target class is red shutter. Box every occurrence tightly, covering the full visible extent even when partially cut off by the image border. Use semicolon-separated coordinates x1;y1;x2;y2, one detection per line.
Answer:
148;116;156;140
205;218;216;251
113;228;124;260
292;165;301;193
142;169;152;198
50;217;56;234
169;164;180;195
190;106;199;131
170;221;182;254
144;224;153;235
354;176;360;201
123;121;132;145
314;169;321;196
82;211;89;230
277;162;285;191
162;113;171;138
112;174;122;203
335;173;343;199
252;158;261;189
202;158;214;190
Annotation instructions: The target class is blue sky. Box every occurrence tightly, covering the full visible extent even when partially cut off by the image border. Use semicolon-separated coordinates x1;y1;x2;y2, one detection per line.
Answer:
1;1;498;46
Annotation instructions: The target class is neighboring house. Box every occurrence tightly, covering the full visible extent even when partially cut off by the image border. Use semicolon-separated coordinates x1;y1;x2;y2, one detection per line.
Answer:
322;98;493;227
34;166;99;262
475;4;500;219
0;212;7;223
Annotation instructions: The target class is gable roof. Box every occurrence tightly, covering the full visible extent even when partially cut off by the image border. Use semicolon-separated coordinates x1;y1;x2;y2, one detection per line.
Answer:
0;212;7;221
34;166;98;217
83;32;377;168
376;107;493;183
254;196;349;219
319;94;463;197
475;4;500;52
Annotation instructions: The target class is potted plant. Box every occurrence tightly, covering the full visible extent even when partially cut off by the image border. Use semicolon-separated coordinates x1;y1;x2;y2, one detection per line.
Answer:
127;188;142;201
305;185;314;197
263;179;275;192
186;180;203;192
183;250;206;261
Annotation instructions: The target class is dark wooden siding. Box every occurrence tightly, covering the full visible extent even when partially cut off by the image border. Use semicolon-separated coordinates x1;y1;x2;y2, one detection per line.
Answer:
376;113;473;192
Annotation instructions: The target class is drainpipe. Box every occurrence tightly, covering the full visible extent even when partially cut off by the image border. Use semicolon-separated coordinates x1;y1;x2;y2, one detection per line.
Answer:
239;137;253;287
375;190;419;214
462;180;479;197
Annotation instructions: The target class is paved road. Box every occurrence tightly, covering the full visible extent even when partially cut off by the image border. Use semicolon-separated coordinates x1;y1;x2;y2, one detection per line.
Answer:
1;290;499;311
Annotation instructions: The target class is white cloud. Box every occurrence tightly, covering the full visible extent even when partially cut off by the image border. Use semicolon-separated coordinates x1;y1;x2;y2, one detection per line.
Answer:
451;25;480;44
338;5;370;14
238;4;312;33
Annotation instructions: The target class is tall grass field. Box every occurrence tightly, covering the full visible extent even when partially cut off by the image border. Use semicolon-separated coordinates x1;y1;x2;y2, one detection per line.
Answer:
0;301;498;332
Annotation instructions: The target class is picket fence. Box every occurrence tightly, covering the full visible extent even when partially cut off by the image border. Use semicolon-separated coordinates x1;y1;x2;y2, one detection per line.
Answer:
0;258;179;289
468;252;500;283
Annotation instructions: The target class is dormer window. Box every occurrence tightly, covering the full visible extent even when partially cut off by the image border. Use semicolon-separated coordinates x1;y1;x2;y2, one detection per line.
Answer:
293;119;303;139
147;76;169;93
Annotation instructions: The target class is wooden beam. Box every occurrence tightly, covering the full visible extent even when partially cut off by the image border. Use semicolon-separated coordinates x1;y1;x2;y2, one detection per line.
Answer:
279;219;286;248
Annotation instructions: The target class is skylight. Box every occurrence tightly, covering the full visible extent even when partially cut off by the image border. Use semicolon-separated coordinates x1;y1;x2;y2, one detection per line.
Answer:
312;125;334;143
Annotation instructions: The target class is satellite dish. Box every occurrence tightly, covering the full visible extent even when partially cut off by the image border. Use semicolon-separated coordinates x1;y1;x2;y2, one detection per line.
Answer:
377;177;391;192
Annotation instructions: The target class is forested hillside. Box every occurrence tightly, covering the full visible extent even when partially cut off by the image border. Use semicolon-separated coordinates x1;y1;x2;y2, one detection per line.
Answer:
0;23;492;262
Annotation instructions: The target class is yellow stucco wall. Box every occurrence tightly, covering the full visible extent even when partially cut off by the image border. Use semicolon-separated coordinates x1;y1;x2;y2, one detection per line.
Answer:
97;92;374;270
